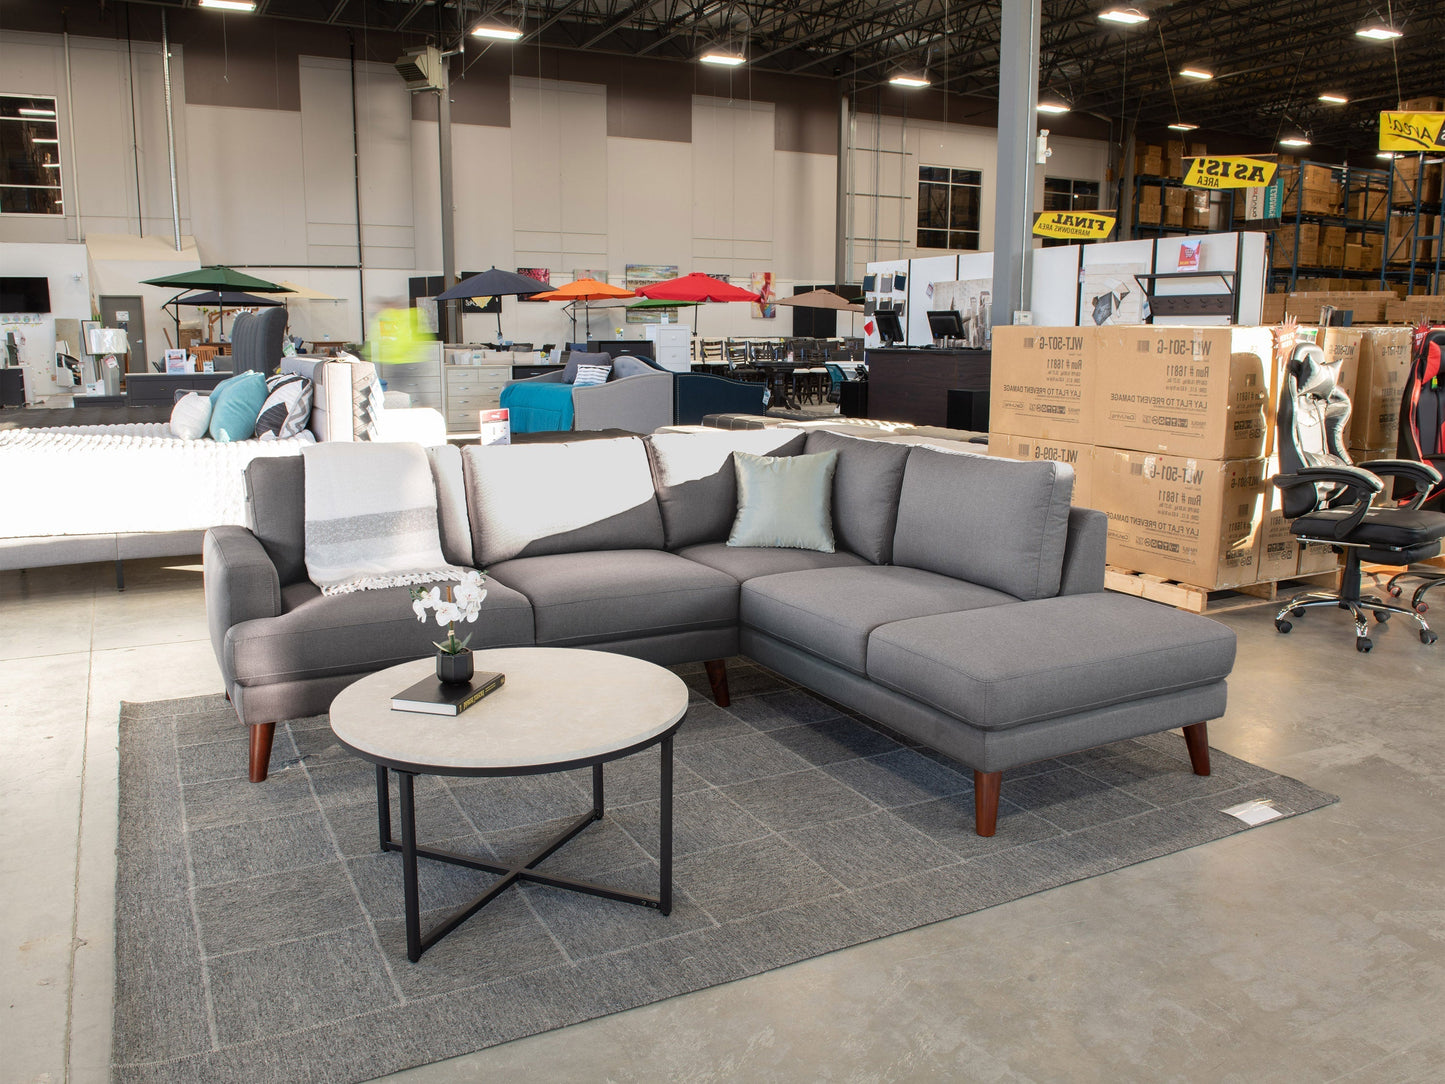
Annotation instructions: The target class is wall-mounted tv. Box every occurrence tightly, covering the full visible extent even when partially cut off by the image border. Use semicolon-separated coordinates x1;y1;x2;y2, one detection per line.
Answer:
0;276;51;313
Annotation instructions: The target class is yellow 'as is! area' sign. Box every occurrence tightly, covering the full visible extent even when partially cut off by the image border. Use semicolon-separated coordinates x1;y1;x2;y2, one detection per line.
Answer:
1182;156;1277;189
1379;112;1445;152
1032;210;1116;240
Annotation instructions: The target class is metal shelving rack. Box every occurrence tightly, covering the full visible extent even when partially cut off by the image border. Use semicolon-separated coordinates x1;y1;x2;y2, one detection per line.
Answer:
1268;162;1390;292
1130;176;1238;237
1379;152;1445;295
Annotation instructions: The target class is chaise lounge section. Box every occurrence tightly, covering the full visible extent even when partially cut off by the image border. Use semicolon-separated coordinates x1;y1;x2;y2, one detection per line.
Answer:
205;427;1236;834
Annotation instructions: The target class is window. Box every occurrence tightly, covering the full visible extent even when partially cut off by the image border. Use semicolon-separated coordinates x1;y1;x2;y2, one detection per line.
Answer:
1;95;63;216
917;166;981;251
1041;178;1101;246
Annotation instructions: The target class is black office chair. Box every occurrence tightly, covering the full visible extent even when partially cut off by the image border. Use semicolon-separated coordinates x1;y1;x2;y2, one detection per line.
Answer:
1384;327;1445;612
1273;342;1445;652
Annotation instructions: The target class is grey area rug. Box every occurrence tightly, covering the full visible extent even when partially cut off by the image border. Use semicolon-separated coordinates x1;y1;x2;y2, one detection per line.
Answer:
113;660;1336;1083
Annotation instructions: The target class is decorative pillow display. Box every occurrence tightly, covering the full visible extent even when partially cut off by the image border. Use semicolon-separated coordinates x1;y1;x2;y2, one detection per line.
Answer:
727;449;840;552
206;370;269;442
254;373;314;440
562;351;613;384
169;391;213;440
572;363;611;387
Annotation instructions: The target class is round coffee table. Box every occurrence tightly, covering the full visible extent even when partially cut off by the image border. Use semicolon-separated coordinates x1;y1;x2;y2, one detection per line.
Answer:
330;647;689;962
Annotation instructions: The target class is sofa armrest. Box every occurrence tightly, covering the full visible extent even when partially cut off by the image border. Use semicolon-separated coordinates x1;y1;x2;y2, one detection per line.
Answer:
375;406;446;445
1058;507;1107;595
204;526;282;686
572;371;674;433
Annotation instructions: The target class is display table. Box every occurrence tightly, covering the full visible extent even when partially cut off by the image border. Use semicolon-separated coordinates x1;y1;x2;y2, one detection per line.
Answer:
863;347;990;427
329;648;689;962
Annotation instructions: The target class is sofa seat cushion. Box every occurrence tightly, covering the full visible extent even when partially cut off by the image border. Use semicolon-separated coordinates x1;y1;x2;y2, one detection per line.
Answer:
678;542;867;582
868;593;1237;731
226;578;535;688
488;549;738;647
741;566;1017;676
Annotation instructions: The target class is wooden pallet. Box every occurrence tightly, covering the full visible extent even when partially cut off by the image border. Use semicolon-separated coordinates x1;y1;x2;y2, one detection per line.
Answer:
1104;566;1341;614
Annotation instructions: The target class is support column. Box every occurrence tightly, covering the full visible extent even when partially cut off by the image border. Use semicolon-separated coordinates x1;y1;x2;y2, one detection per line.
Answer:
835;88;852;287
990;0;1042;329
436;62;459;344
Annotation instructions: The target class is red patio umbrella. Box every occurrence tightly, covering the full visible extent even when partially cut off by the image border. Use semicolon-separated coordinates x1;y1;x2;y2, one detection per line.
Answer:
634;272;760;333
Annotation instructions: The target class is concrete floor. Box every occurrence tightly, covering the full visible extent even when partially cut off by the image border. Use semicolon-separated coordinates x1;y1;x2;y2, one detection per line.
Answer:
4;557;1444;1083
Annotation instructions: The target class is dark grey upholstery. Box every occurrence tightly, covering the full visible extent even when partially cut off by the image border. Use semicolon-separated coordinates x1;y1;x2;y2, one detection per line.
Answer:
224;578;534;689
204;527;282;686
488;550;737;647
244;457;306;585
677;542;867;581
741;566;1017;675
227;307;286;377
803;430;911;564
647;429;806;548
867;593;1237;729
893;445;1074;600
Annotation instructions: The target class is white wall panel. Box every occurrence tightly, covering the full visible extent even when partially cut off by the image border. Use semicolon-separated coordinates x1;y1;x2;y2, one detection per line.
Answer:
691;97;775;278
298;57;362;268
606;136;691;275
509;78;608;271
772;151;836;281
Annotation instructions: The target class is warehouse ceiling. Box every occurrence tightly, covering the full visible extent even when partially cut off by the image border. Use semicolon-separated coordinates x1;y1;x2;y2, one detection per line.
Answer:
48;1;1445;157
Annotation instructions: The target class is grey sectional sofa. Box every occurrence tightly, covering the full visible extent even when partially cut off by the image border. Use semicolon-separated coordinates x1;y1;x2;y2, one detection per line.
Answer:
205;428;1236;835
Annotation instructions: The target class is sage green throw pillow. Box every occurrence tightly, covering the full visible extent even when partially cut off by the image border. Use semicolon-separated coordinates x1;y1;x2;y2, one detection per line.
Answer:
727;449;839;552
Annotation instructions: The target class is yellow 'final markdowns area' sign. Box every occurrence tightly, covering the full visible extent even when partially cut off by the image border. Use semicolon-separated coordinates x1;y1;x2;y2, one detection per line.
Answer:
1032;210;1116;240
1182;156;1277;188
1379;112;1445;151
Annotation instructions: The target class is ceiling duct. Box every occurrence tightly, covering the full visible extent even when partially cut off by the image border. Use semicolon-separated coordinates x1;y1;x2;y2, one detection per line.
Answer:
394;45;444;92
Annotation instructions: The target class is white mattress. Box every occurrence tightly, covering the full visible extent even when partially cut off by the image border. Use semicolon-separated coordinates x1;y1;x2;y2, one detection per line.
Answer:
0;425;315;537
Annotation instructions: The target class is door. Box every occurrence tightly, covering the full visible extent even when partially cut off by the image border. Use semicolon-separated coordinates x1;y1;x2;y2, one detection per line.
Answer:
99;294;148;374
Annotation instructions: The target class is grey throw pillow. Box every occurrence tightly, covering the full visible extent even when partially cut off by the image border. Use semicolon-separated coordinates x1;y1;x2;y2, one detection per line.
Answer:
562;351;613;384
727;450;840;552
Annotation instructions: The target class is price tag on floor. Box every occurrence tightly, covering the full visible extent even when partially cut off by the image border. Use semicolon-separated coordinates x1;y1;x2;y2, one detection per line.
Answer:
1222;798;1284;826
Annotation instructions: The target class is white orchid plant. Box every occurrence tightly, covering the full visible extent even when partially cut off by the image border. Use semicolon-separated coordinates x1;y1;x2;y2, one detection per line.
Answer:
410;570;487;655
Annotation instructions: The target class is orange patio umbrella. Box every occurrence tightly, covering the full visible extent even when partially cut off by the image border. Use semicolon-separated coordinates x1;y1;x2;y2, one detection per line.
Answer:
527;277;636;336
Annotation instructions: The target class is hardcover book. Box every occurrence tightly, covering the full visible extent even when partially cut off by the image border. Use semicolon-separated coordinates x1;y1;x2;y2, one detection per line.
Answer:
391;671;505;716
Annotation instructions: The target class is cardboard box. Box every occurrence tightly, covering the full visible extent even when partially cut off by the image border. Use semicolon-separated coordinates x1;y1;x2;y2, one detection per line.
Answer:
1311;326;1367;411
1297;538;1341;576
987;433;1095;508
1094;326;1271;459
989;326;1098;444
1348;326;1414;446
1138;202;1163;225
1183;190;1211;228
1348;188;1389;222
1257;466;1301;582
1093;449;1268;589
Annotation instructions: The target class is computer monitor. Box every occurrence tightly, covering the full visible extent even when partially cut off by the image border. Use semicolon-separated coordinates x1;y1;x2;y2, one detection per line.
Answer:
873;308;904;345
927;310;966;339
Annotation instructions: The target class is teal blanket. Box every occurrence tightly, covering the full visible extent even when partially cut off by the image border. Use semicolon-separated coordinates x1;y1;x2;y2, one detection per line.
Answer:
499;382;575;432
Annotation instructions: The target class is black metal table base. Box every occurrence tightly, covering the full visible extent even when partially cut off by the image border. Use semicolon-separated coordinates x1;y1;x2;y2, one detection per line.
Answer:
375;734;674;963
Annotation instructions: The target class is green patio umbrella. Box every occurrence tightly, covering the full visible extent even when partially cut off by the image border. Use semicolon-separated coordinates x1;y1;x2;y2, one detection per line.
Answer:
141;266;291;343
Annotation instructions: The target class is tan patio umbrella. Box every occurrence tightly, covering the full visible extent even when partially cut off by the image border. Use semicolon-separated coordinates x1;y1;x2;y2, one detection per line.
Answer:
775;288;864;313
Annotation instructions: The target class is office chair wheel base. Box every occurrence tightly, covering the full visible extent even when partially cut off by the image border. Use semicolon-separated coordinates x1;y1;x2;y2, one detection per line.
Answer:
1275;618;1292;634
1373;610;1390;623
1388;584;1403;598
1417;601;1429;615
1422;629;1439;646
1289;608;1304;618
1356;637;1373;653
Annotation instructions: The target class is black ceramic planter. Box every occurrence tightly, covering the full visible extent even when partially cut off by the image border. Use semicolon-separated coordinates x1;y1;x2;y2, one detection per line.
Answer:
436;648;474;685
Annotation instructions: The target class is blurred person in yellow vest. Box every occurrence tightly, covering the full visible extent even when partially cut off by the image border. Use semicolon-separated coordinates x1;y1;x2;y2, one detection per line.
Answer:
367;301;429;366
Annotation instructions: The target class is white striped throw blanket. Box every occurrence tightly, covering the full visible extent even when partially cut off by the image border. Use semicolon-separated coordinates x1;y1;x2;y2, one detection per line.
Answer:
302;442;469;596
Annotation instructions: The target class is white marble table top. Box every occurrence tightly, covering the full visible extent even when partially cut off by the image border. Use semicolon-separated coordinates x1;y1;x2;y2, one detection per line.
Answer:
329;647;689;772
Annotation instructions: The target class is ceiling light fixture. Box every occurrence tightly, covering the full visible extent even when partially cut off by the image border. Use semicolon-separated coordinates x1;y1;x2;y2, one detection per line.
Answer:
1377;151;1397;160
1098;8;1149;26
1318;92;1350;104
700;49;747;67
1355;22;1402;41
197;0;257;11
888;73;931;87
41;161;60;168
18;107;56;117
1179;67;1213;80
1168;122;1200;131
31;136;59;143
471;23;523;41
1036;99;1071;114
1280;135;1311;148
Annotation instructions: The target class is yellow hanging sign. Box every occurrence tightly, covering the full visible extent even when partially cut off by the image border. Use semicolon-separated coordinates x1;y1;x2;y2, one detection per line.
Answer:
1378;112;1445;151
1182;156;1277;189
1032;210;1116;240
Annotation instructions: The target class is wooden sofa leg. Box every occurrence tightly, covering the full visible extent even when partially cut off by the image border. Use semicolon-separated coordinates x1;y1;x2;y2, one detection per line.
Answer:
704;659;730;707
974;770;1001;837
1182;722;1211;776
249;722;276;783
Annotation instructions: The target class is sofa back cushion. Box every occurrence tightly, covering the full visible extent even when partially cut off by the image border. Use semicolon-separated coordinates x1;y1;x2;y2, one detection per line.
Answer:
562;351;612;383
892;445;1074;600
244;445;473;583
463;437;665;565
245;456;307;585
802;429;911;563
646;429;806;548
